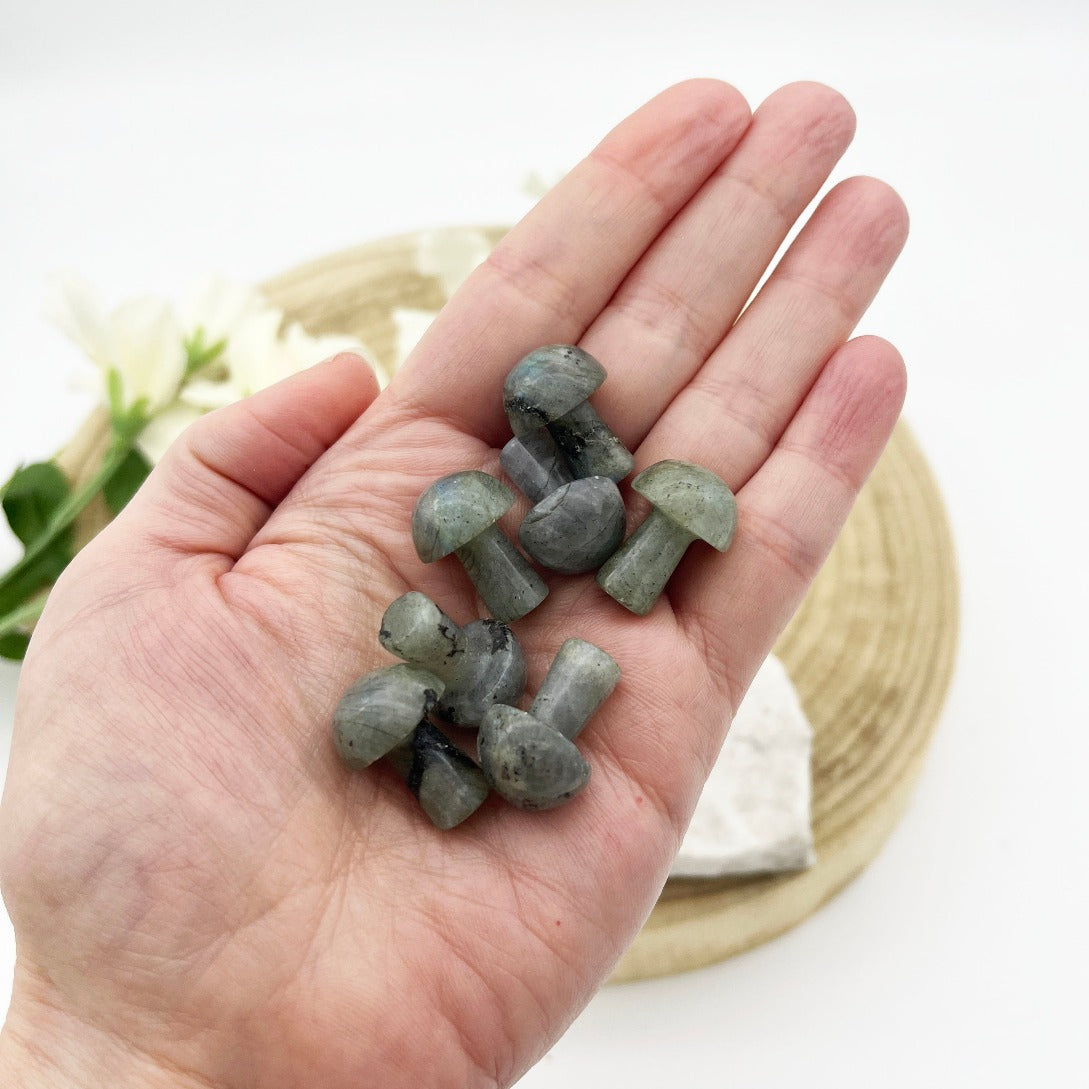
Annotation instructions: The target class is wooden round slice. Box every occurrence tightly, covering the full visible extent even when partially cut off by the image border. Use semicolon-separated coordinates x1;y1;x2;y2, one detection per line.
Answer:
261;228;960;982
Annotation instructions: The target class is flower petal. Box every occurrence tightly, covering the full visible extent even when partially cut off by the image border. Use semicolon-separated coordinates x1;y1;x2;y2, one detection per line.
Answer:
106;297;187;414
182;276;275;346
43;272;110;365
135;399;206;464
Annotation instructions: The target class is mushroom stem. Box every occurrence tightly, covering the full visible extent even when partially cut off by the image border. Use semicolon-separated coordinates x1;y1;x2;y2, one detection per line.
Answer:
548;400;634;482
379;592;464;669
387;721;490;830
476;638;619;810
500;430;573;503
530;638;621;740
597;508;695;616
454;524;548;623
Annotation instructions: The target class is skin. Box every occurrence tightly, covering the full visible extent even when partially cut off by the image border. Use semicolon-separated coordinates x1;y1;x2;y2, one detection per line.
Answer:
0;80;908;1088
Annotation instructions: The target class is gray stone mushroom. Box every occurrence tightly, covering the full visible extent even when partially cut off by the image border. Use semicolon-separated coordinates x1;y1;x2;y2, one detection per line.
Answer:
499;428;573;501
503;345;634;482
597;459;738;616
411;470;548;623
333;664;445;769
386;721;490;830
379;591;527;726
516;477;626;574
477;638;621;811
501;430;626;575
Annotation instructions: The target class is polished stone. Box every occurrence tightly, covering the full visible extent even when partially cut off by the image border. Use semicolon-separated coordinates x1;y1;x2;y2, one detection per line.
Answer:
500;430;573;504
411;470;513;563
379;591;527;726
598;459;737;615
502;344;633;482
476;638;618;810
454;524;548;623
503;344;606;438
388;721;490;830
530;638;621;741
477;705;590;811
412;471;547;622
333;664;444;770
518;476;626;574
547;400;634;482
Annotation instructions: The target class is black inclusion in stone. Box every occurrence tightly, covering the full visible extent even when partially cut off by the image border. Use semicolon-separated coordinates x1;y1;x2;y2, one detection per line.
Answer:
503;393;550;427
406;740;425;797
408;720;457;796
483;618;510;656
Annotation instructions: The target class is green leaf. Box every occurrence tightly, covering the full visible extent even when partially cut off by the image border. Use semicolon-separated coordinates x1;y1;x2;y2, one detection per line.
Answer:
102;447;151;514
0;546;67;617
1;461;71;548
105;368;150;442
106;367;126;421
0;632;29;661
184;327;227;379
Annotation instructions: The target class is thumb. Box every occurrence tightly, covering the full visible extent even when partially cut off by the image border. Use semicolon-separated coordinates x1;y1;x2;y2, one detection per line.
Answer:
117;351;380;563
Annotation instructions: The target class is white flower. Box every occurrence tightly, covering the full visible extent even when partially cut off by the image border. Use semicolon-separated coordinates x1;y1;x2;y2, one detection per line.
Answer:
46;272;380;464
280;321;372;383
181;276;272;349
182;309;374;410
46;273;187;418
135;400;205;465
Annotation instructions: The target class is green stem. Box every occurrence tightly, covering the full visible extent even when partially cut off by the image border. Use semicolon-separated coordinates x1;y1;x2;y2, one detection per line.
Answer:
0;436;134;616
0;594;46;641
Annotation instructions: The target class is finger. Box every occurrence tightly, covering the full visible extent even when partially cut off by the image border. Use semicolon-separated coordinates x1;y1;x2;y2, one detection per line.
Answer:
675;335;907;706
118;352;380;563
581;81;857;446
639;175;909;485
387;79;752;442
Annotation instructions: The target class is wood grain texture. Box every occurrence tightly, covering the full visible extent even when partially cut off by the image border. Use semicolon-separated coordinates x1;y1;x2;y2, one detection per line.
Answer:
260;228;959;981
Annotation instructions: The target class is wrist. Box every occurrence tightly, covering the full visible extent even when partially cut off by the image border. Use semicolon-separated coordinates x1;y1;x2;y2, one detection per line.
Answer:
0;966;214;1089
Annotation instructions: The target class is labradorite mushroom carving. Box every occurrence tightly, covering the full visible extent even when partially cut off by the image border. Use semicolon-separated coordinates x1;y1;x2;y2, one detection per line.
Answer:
597;459;738;616
499;429;574;502
516;476;626;574
503;345;634;482
501;417;627;575
477;638;620;811
379;591;527;726
386;721;490;830
332;664;445;769
411;470;548;623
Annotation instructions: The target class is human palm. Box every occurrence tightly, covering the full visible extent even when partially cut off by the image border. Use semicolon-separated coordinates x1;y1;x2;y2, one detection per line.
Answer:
0;81;908;1088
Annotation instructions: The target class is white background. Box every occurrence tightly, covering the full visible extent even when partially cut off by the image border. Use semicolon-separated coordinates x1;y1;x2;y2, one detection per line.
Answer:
1;1;1087;1085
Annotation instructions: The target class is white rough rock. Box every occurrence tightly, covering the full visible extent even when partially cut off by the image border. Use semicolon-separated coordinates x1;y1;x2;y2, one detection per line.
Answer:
669;655;816;878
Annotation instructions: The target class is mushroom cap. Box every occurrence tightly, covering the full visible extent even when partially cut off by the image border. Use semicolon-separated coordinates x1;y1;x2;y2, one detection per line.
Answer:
477;705;590;810
632;459;738;551
333;664;445;769
518;476;626;574
412;471;514;562
503;345;606;435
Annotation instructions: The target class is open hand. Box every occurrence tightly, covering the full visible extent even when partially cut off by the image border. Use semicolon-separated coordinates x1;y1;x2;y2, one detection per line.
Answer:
0;80;907;1089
